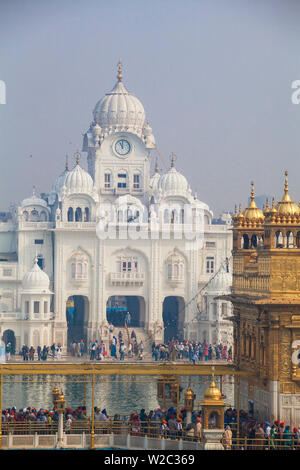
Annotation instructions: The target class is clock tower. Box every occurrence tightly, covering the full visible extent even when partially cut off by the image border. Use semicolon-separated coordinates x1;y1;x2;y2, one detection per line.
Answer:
82;61;156;205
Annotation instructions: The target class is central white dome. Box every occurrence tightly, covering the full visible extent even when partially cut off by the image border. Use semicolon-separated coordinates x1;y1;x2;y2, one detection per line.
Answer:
63;162;94;195
158;164;191;198
22;258;51;293
93;74;146;135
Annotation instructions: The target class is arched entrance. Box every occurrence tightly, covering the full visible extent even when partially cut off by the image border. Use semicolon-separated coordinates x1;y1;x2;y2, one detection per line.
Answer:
2;329;16;354
106;296;145;327
162;296;185;343
66;295;89;349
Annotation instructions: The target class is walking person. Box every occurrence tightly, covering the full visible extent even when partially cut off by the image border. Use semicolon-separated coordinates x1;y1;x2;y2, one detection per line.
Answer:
56;343;62;360
125;311;131;327
29;346;35;361
80;340;85;358
223;425;232;450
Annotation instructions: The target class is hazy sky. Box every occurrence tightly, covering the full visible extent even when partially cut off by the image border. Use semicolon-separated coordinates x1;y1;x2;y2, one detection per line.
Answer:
1;0;300;216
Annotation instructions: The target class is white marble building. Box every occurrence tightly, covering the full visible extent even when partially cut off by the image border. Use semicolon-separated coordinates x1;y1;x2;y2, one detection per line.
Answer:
0;63;232;353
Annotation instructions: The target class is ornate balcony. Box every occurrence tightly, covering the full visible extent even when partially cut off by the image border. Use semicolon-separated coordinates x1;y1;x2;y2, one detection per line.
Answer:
110;272;144;286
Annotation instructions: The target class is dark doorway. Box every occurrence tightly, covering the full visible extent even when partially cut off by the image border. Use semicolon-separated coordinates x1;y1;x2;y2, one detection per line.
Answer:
162;296;185;343
2;329;16;354
106;296;145;327
66;295;88;349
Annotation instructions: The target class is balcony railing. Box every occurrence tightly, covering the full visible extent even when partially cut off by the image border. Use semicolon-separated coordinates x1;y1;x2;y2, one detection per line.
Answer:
110;272;145;286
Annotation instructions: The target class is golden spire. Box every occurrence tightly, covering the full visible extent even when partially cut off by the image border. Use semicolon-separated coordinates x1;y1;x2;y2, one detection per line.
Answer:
117;58;123;81
282;170;291;202
243;181;264;222
276;170;299;216
155;158;159;173
65;155;69;170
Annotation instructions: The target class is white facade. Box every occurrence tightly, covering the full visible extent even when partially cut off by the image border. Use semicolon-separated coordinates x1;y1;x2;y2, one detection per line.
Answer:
0;64;232;352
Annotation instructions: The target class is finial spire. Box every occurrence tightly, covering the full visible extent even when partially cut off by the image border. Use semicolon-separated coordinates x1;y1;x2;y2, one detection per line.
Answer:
250;181;255;201
65;155;69;170
117;58;123;82
32;185;36;197
170;153;176;168
284;170;289;194
75;151;80;165
155;158;159;173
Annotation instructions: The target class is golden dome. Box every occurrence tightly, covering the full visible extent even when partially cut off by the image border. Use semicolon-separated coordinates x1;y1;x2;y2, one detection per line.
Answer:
276;171;299;216
243;182;264;221
204;379;223;402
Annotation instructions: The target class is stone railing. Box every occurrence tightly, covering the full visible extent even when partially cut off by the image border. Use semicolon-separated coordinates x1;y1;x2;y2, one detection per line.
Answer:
0;432;203;450
110;272;145;286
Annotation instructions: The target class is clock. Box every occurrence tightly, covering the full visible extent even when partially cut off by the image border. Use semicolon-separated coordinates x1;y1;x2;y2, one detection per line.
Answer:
114;139;131;156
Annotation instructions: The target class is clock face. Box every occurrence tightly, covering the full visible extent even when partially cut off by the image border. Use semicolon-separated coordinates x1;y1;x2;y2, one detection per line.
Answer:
115;139;131;156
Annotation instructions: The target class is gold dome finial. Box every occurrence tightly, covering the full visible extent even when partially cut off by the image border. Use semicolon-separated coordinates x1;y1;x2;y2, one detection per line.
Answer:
117;58;123;81
243;181;264;222
276;170;299;216
155;158;159;173
65;155;69;170
203;366;223;402
250;181;255;202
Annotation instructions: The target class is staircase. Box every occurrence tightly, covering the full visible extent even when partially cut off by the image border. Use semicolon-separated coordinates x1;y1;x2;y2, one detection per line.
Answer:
111;325;153;360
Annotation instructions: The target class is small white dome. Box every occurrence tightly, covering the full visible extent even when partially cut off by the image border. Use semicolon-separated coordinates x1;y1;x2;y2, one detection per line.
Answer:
158;164;191;197
51;167;70;196
21;188;48;209
63;163;94;195
93;79;146;136
22;258;51;293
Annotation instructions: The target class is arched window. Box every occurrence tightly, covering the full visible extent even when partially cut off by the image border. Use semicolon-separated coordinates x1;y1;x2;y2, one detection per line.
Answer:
75;207;82;222
250;234;258;248
104;171;112;188
164;209;169;223
71;258;88;281
275;231;283;248
297;232;300;248
40;211;47;221
23;211;29;221
84;207;90;222
67;207;74;222
180;208;184;224
30;210;39;222
77;263;83;278
171;210;177;224
242;234;249;249
287;231;294;248
133;173;141;190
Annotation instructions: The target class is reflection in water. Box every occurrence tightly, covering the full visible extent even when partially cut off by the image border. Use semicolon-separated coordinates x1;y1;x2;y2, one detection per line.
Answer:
2;375;235;415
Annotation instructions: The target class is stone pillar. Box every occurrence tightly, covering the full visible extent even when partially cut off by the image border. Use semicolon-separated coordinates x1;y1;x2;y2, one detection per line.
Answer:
202;429;224;450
